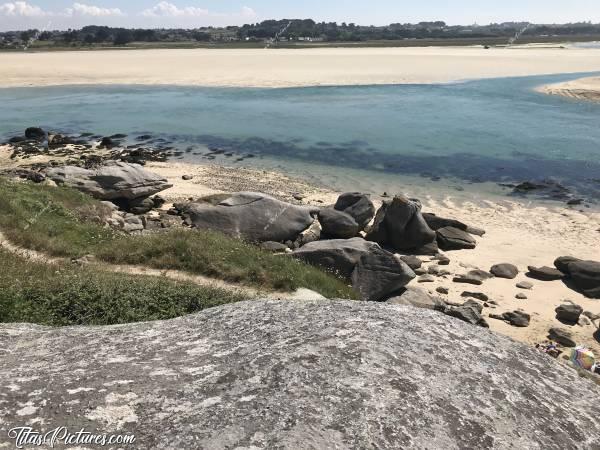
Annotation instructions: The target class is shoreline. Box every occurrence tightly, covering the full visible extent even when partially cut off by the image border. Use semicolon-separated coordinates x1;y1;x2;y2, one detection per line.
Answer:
2;47;600;88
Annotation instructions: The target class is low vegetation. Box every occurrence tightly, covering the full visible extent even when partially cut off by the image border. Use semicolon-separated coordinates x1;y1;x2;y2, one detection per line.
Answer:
0;177;356;299
0;248;245;326
3;21;600;51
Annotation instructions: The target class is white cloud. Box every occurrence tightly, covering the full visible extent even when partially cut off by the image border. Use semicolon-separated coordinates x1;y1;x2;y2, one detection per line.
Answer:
0;1;45;17
241;6;257;18
141;1;209;18
65;3;124;17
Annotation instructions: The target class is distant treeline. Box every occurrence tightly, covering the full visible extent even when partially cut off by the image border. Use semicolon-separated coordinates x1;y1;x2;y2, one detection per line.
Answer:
1;20;600;48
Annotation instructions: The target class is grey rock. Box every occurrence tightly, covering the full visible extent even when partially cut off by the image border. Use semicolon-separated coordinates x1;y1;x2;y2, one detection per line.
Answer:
527;266;564;281
436;286;449;295
399;255;423;270
123;214;144;232
2;300;600;448
461;292;489;302
293;238;380;279
491;311;531;327
422;213;467;231
46;161;172;200
516;293;528;300
437;226;477;251
414;268;427;276
517;281;534;290
561;259;600;299
579;316;591;326
366;195;436;252
294;220;321;248
548;327;577;347
554;256;582;274
412;240;440;256
463;299;483;313
261;241;290;253
453;271;490;286
418;274;435;283
444;305;488;328
453;276;483;286
490;263;519;279
466;226;486;237
427;265;451;276
468;269;494;281
351;247;416;302
182;174;194;180
583;311;600;321
318;208;360;239
127;197;155;215
555;304;583;324
434;255;451;265
25;126;46;141
386;286;446;311
152;195;166;208
180;192;318;243
334;192;376;230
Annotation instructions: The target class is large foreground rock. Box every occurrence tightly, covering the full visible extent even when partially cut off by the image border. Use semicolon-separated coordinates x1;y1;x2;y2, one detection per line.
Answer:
46;161;172;200
2;300;599;449
292;237;380;279
179;192;318;243
366;195;436;252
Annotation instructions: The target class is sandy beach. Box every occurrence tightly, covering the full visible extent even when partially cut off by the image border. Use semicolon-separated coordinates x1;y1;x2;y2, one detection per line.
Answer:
1;47;600;88
540;76;600;102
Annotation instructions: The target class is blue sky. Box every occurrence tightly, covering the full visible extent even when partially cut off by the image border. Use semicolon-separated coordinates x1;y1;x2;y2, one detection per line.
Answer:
0;0;599;31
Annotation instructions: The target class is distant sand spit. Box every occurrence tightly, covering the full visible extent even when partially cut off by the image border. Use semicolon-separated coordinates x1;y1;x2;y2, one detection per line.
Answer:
540;76;600;102
2;47;600;88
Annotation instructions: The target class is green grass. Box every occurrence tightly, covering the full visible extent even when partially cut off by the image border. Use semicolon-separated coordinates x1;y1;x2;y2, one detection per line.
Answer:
0;248;245;326
0;177;356;299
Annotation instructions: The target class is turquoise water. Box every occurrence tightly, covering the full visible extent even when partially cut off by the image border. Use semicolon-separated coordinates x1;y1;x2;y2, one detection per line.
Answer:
1;73;600;199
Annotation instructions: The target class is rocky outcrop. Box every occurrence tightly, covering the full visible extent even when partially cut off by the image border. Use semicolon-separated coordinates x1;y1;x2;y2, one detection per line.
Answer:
351;247;415;302
292;238;380;279
318;208;360;239
178;192;318;243
46;161;172;200
2;300;599;449
366;195;436;252
334;192;375;230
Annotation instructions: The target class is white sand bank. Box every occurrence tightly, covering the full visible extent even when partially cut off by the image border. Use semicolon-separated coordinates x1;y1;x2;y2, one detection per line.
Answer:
2;47;600;88
540;76;600;102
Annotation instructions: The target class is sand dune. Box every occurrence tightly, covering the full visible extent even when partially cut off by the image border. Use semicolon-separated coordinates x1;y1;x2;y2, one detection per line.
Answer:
1;47;600;88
